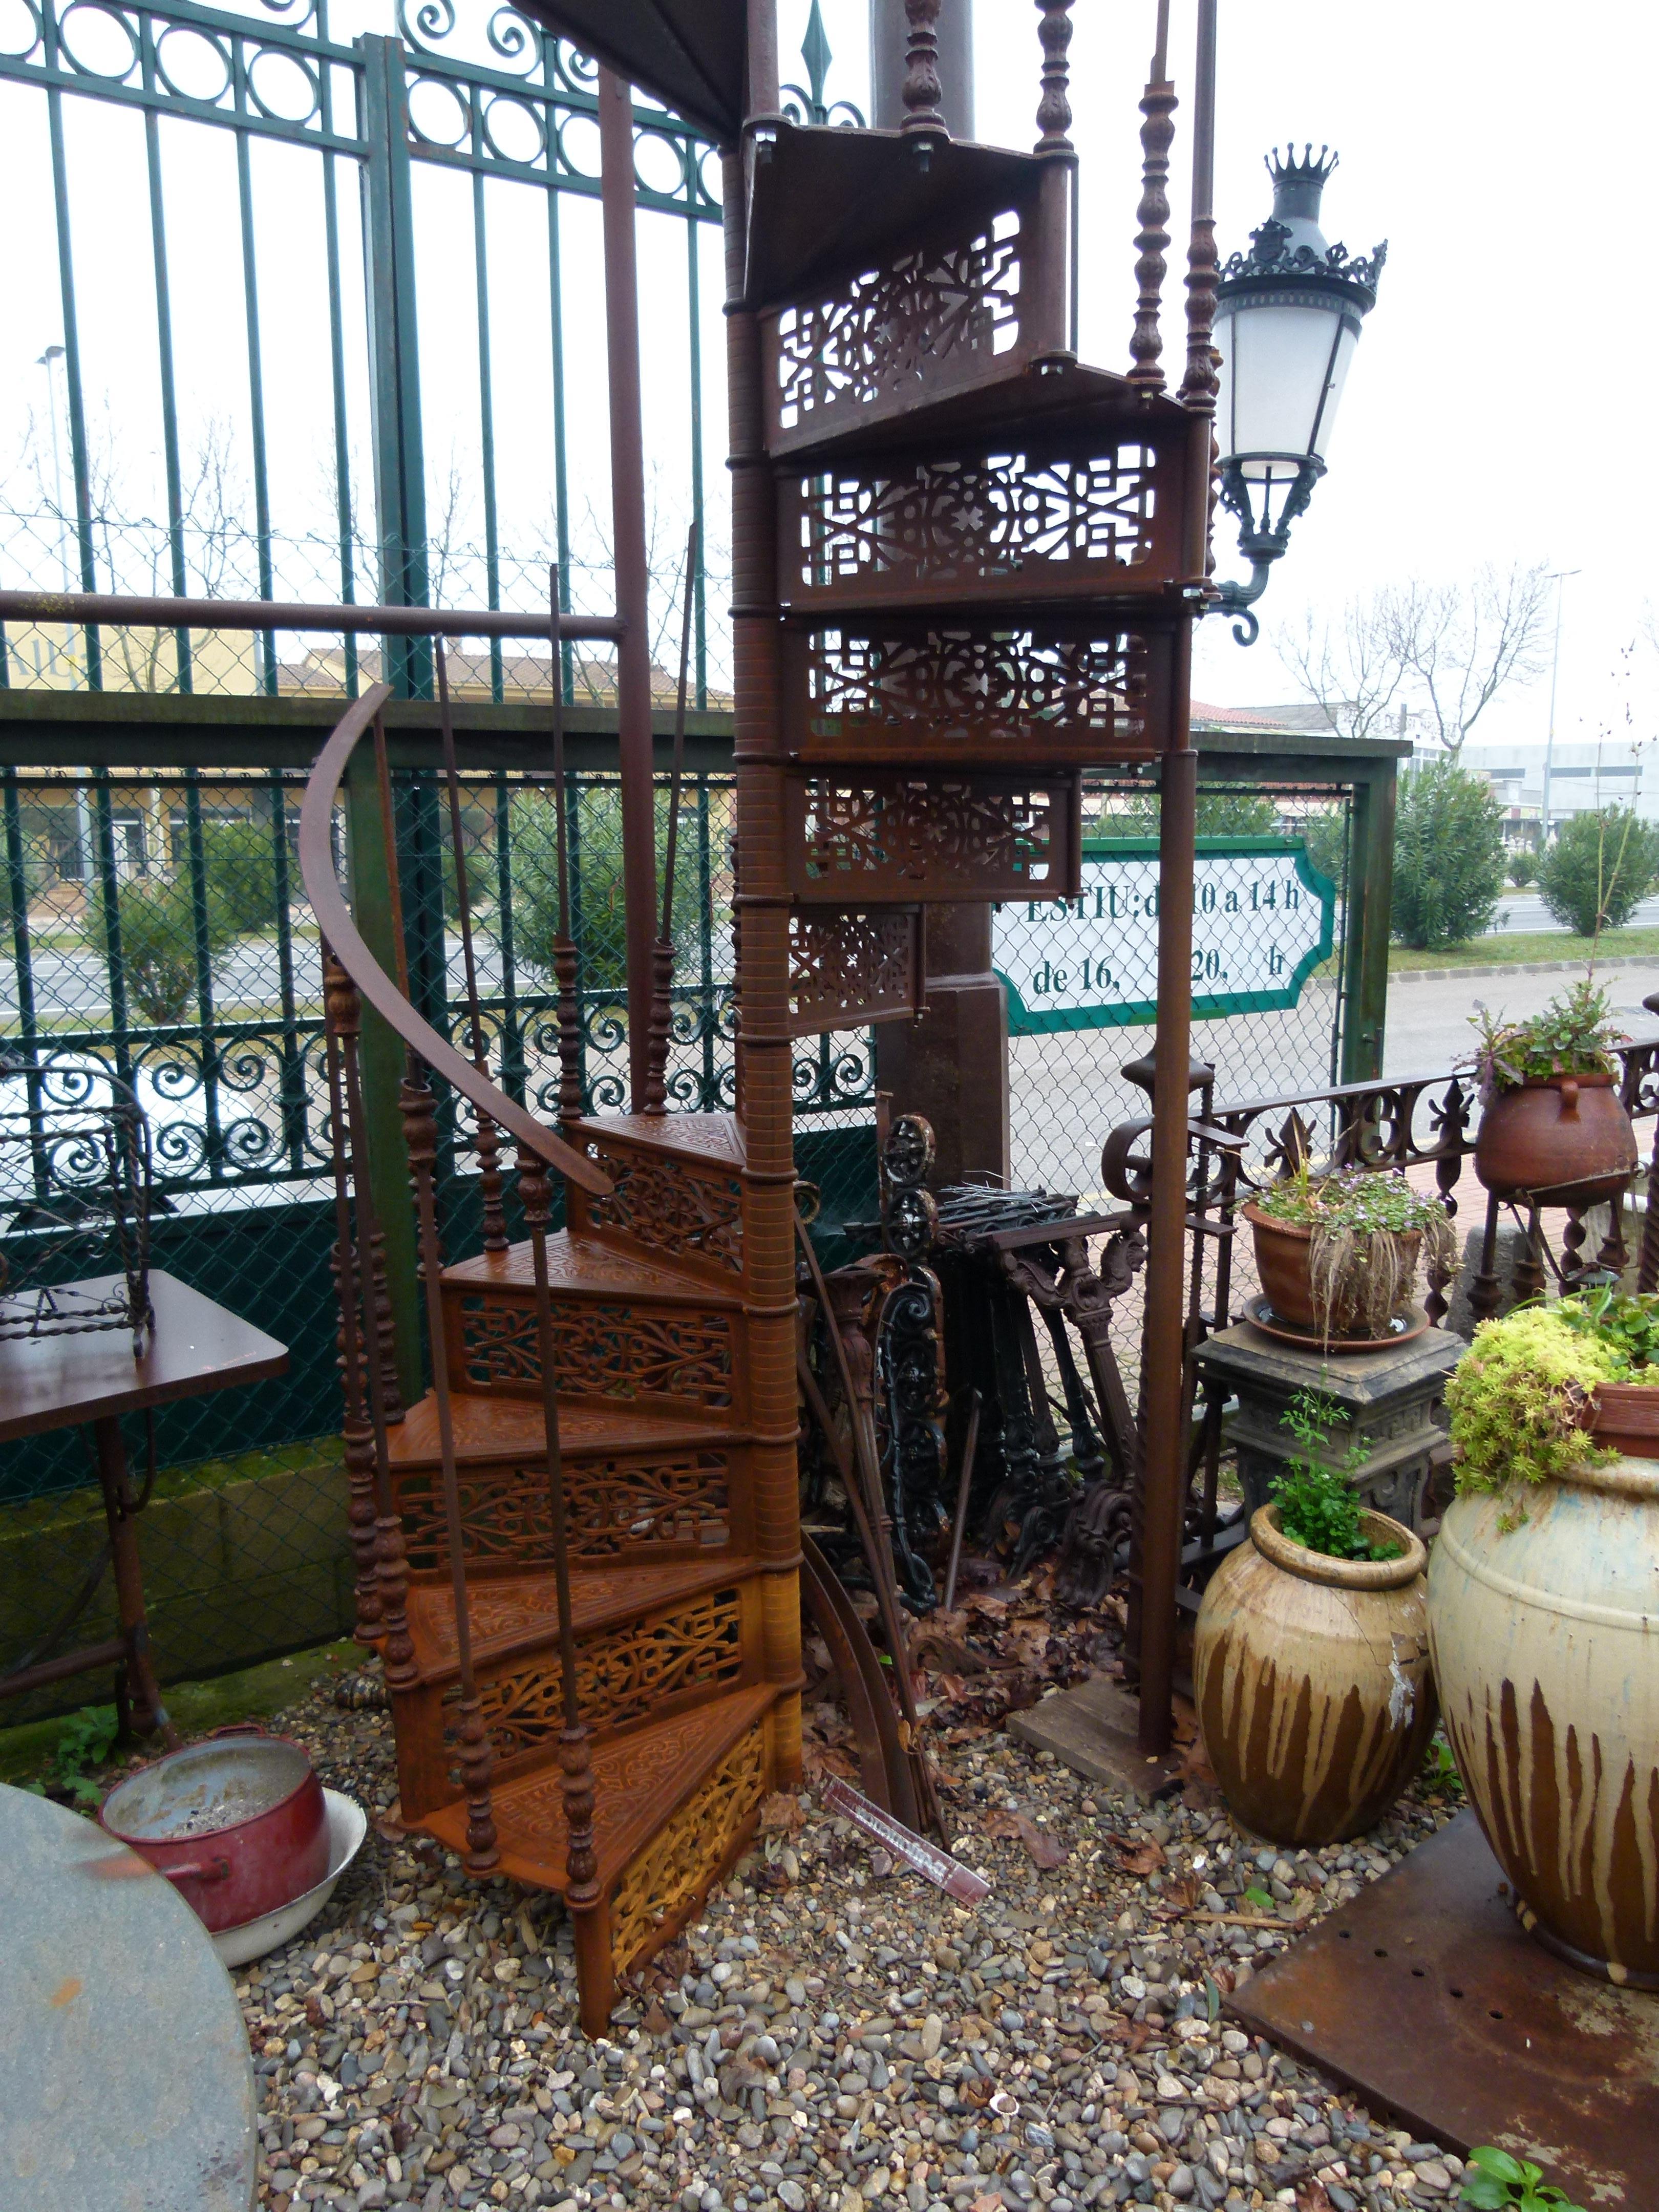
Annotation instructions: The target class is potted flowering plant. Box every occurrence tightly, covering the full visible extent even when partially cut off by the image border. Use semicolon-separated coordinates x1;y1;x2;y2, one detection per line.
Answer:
1243;1163;1457;1347
1466;978;1636;1203
1431;1294;1659;1986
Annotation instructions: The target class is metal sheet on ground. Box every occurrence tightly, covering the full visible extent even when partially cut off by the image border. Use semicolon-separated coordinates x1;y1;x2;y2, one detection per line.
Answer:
1226;1809;1659;2207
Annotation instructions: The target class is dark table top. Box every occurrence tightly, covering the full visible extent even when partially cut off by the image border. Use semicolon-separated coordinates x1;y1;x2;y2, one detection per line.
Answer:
0;1269;289;1443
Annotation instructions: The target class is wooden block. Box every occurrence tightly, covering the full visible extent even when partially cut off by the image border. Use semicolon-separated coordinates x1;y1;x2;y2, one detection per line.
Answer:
1008;1672;1183;1802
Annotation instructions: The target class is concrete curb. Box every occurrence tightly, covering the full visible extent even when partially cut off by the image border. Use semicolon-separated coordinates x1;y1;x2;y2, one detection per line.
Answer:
1390;954;1659;986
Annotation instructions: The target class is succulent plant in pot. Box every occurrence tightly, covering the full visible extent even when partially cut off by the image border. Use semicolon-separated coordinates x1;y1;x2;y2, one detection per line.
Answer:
1432;1297;1659;1985
1244;1163;1458;1347
1466;978;1636;1204
1194;1392;1436;1846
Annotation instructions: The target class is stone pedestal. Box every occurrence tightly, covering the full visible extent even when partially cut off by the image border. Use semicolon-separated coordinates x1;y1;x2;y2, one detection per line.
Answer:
1193;1320;1464;1533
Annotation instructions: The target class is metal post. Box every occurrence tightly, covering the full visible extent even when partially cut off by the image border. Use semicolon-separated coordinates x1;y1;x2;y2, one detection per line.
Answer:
1138;632;1198;1757
360;35;431;703
1339;764;1397;1085
598;66;658;1114
344;748;424;1409
1541;568;1579;847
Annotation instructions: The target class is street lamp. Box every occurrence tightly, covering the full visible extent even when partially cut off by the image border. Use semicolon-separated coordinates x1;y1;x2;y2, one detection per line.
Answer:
1211;147;1386;645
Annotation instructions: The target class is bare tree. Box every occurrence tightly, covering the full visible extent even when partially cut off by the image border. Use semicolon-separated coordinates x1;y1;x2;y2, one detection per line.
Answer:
1278;560;1552;755
1382;561;1554;755
1277;595;1413;740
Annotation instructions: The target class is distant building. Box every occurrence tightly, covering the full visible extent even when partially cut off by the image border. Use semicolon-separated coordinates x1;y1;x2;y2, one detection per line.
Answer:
1445;741;1656;846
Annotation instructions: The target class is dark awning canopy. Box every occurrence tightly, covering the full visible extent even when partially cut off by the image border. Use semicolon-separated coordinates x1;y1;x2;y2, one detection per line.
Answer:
514;1;747;143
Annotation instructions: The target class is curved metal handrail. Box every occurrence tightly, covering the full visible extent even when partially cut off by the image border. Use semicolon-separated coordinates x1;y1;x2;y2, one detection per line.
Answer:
300;685;611;1197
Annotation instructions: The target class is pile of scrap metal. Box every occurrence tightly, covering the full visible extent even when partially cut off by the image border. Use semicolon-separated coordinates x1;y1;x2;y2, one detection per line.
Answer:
795;1116;1150;1827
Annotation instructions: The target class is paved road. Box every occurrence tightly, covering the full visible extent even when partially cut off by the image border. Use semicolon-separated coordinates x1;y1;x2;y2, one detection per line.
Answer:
1485;890;1659;935
1384;960;1659;1080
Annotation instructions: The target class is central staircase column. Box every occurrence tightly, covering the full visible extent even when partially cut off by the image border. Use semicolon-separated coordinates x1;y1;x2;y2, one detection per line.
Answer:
876;905;1010;1187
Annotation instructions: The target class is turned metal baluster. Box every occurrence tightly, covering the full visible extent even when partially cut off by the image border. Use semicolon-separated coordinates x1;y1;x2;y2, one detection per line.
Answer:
1178;0;1220;411
516;1142;600;1926
1034;0;1073;153
645;524;699;1117
1427;1079;1472;1327
325;952;382;1644
402;1067;498;1873
548;568;584;1130
328;948;416;1692
437;644;507;1249
1129;0;1176;395
901;0;946;144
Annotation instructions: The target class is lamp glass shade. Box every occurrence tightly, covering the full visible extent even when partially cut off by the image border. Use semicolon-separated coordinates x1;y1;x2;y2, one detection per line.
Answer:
1215;296;1358;476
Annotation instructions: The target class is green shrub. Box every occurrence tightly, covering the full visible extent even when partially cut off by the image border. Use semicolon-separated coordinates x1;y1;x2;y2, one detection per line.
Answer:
511;788;700;995
1297;805;1348;891
198;817;281;937
91;871;235;1027
1538;805;1659;934
1390;759;1506;950
1505;847;1536;887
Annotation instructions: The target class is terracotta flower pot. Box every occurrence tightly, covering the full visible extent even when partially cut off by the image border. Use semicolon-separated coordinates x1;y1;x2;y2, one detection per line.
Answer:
1429;1455;1659;1986
1243;1204;1421;1343
1587;1380;1659;1458
1194;1504;1436;1846
1473;1071;1637;1204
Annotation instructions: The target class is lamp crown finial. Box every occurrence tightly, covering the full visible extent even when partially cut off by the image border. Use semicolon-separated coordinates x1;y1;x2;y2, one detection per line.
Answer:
1266;142;1338;187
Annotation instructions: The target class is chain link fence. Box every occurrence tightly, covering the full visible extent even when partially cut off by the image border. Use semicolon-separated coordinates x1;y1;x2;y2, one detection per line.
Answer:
998;775;1355;1401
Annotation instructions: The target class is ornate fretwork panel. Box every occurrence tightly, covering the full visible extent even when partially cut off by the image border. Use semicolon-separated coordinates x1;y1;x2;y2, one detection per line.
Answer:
447;1587;748;1762
608;1719;771;1972
786;906;923;1035
392;1451;732;1575
764;206;1029;455
455;1295;735;1410
782;623;1158;765
784;773;1080;902
581;1148;744;1274
779;444;1174;612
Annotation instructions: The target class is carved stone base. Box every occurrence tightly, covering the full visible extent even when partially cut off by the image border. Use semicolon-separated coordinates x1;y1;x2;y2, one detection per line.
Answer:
1193;1320;1464;1535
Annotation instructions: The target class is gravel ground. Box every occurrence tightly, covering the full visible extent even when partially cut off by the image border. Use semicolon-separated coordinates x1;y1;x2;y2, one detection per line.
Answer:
242;1672;1467;2212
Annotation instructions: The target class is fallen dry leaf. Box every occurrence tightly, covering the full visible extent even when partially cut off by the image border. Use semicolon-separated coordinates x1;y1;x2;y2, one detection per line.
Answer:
758;1790;805;1834
985;1809;1069;1870
1110;1833;1167;1877
1296;2183;1336;2212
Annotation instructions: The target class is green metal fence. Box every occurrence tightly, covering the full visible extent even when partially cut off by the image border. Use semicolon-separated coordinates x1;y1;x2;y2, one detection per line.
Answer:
0;756;877;1715
0;0;728;704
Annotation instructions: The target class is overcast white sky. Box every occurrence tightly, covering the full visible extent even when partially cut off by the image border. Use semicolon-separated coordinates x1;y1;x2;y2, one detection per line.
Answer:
3;0;1655;743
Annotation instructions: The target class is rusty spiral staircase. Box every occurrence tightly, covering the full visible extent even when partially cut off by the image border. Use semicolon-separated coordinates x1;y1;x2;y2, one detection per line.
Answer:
310;0;1219;2035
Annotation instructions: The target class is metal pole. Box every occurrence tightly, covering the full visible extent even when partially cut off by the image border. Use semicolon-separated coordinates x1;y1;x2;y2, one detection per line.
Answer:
1138;630;1198;1757
1541;568;1579;847
598;65;658;1114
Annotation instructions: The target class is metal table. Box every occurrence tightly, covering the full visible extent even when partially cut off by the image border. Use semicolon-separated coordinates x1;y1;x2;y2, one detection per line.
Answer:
0;1270;288;1735
0;1781;257;2209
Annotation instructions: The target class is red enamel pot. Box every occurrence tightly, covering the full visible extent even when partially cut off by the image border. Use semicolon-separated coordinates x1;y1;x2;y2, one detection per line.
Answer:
99;1724;328;1932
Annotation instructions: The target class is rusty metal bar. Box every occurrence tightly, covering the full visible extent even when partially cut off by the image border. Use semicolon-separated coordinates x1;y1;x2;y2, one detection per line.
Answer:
1138;625;1198;1756
0;587;623;643
437;645;507;1248
297;686;611;1195
598;66;657;1114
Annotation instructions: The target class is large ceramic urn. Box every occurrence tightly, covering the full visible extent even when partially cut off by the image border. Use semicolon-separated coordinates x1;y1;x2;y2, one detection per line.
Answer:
1473;1071;1636;1204
1194;1504;1436;1845
1429;1455;1659;1985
